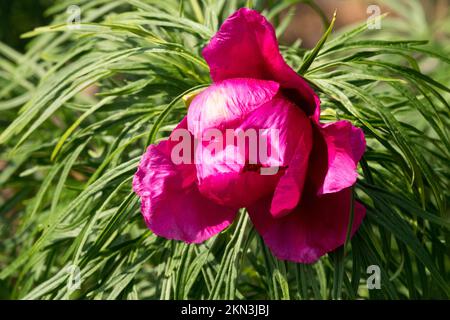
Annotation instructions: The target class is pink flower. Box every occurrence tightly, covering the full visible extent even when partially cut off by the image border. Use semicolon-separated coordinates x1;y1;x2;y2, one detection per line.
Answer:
133;8;366;263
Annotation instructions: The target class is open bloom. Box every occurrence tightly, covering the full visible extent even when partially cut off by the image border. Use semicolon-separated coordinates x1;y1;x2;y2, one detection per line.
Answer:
133;8;366;263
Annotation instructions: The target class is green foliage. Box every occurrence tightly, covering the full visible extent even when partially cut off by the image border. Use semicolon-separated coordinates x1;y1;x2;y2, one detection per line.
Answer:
0;0;449;299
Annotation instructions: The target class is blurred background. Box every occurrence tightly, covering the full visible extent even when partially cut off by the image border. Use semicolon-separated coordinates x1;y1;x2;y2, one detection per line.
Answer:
0;0;53;51
1;0;448;50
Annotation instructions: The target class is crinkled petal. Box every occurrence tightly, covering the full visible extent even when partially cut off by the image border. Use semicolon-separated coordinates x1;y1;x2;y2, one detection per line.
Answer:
238;98;313;217
309;121;366;195
248;187;366;263
195;97;311;209
198;169;282;209
187;78;279;137
133;118;236;243
202;8;320;121
237;97;311;166
270;135;312;218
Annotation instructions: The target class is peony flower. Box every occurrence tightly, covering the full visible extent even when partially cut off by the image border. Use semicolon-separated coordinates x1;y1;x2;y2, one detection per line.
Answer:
133;8;366;263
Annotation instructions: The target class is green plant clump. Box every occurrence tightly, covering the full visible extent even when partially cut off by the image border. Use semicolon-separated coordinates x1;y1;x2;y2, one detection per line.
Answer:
0;0;448;300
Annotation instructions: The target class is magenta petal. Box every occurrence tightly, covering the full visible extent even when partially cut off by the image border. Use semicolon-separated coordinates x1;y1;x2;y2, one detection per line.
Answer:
309;121;366;196
195;96;311;209
248;188;366;263
187;78;279;137
198;169;282;208
133;118;236;243
237;98;313;217
237;97;311;166
202;8;320;120
270;134;312;218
